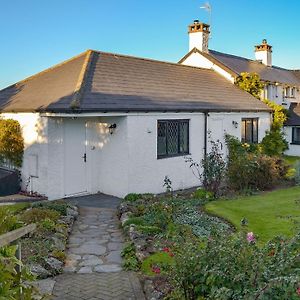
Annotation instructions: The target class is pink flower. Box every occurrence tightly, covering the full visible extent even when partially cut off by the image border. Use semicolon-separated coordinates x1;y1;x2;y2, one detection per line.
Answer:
297;287;300;296
247;232;256;243
151;266;161;274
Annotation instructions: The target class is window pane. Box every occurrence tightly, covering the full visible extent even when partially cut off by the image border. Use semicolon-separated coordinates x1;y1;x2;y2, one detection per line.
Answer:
241;120;246;142
179;121;189;153
252;119;258;143
167;121;179;155
245;120;253;143
293;127;300;143
157;122;167;156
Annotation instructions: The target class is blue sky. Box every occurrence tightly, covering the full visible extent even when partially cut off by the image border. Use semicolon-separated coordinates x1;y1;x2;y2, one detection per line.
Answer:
1;0;299;89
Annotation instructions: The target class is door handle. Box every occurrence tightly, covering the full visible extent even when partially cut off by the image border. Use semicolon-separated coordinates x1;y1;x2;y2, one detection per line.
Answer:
82;153;87;163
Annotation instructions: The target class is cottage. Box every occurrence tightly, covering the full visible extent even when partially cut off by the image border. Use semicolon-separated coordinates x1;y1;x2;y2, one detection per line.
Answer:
180;20;300;155
0;24;271;199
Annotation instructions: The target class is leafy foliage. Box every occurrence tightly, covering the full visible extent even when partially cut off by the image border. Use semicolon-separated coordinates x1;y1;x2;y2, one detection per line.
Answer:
141;252;174;276
168;233;300;299
185;138;226;197
0;245;35;299
32;200;70;216
0;119;24;168
121;243;140;271
235;72;264;99
20;208;60;224
263;99;288;130
261;129;289;156
225;134;288;191
124;193;142;202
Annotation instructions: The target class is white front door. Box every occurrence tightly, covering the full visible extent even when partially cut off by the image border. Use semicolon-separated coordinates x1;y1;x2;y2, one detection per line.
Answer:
64;119;87;196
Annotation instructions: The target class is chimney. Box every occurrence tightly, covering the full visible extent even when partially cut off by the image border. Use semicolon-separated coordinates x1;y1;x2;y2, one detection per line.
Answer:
188;20;210;53
255;39;272;67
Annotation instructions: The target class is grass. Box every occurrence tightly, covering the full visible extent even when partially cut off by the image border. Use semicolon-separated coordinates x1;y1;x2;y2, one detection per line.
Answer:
205;186;300;243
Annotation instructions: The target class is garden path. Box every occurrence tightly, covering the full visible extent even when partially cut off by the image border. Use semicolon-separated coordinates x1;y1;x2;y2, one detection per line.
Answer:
50;193;145;300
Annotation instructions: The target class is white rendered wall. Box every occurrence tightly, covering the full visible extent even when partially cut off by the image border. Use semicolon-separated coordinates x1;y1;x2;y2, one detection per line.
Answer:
126;113;205;195
1;113;49;195
255;51;272;66
284;126;300;156
181;52;235;83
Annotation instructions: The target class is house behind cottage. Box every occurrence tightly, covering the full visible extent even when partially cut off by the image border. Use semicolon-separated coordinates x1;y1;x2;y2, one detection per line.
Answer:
181;20;300;155
0;26;271;200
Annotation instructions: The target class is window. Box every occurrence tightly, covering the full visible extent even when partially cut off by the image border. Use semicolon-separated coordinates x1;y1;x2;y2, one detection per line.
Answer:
292;127;300;144
241;118;258;143
157;120;189;158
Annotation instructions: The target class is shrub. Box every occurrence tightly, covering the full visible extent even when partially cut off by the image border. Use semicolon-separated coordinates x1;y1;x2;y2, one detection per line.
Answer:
225;135;287;191
192;188;213;200
168;233;300;299
185;138;226;197
20;208;60;224
0;206;21;234
124;193;142;202
235;72;264;99
261;129;288;156
0;245;34;299
121;243;140;271
136;225;162;235
32;200;69;215
0;119;24;168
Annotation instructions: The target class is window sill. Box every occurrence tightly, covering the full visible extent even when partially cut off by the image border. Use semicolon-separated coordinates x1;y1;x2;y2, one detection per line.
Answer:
290;142;300;145
157;153;190;160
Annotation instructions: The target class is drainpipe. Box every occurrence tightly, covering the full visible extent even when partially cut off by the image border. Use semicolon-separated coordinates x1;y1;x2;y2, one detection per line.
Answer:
204;111;208;156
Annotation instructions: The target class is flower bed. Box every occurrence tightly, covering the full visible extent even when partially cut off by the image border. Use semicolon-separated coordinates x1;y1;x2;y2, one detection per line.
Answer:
119;193;232;299
119;193;300;299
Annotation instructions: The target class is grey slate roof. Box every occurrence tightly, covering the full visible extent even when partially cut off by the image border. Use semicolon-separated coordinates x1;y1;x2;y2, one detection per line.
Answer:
208;50;300;86
0;50;270;113
286;102;300;126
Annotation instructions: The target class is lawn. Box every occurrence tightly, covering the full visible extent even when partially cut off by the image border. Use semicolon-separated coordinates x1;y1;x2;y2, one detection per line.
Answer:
284;155;300;166
205;186;300;243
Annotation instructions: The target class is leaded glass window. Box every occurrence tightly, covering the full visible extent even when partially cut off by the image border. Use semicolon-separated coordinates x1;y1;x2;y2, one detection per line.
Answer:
157;120;189;158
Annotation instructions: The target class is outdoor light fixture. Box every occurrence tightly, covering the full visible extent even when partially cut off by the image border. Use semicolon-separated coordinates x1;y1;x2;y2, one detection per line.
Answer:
232;121;238;128
108;123;117;134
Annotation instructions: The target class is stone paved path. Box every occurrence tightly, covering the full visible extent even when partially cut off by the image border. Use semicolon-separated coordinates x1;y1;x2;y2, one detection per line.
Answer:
51;196;145;300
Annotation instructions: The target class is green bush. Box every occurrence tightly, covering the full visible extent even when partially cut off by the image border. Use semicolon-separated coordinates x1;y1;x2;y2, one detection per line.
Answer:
261;129;288;156
136;225;162;235
32;200;69;215
124;193;142;202
121;243;140;271
0;119;24;168
0;245;34;299
0;207;20;235
168;233;300;299
225;135;287;191
192;188;214;200
20;208;60;224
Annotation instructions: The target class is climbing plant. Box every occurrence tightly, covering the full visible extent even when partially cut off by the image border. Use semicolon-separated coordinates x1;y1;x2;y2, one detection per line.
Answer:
235;72;264;99
0;119;24;168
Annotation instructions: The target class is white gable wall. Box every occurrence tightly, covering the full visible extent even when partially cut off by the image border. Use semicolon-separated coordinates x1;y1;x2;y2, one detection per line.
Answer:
180;52;235;83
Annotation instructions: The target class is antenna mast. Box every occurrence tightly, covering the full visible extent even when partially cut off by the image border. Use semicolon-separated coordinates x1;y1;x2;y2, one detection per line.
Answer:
200;2;212;38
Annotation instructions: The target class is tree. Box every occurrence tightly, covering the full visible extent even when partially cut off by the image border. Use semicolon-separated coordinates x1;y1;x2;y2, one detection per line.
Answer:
0;119;24;168
235;72;264;99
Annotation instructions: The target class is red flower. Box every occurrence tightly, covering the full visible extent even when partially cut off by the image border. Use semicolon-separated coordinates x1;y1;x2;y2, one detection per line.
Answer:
151;266;161;274
297;287;300;296
169;252;174;257
162;247;170;253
